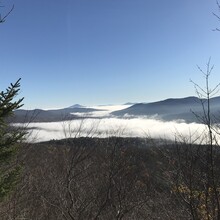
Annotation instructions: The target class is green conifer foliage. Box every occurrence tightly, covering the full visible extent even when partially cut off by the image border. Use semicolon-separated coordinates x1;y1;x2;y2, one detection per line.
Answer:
0;78;25;200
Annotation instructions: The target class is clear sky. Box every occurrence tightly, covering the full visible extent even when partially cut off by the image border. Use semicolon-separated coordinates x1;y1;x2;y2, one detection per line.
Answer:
1;0;220;109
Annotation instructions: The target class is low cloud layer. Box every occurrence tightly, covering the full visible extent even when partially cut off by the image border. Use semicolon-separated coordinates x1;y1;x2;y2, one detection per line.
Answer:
18;117;211;144
14;105;216;144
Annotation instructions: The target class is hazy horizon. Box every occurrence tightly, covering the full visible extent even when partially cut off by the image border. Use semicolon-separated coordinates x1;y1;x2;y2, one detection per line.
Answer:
18;94;220;111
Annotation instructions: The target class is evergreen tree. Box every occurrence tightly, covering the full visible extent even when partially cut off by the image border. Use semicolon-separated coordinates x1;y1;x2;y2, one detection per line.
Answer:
0;78;25;200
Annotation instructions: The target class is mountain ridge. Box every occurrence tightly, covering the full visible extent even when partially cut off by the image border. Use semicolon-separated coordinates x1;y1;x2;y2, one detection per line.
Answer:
112;96;220;123
11;96;220;123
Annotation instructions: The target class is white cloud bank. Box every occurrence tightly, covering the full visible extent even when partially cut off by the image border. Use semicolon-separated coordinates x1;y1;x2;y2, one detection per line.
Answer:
15;105;217;144
18;117;211;144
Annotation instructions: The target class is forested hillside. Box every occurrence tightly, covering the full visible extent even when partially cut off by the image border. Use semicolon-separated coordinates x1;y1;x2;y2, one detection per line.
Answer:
1;137;220;219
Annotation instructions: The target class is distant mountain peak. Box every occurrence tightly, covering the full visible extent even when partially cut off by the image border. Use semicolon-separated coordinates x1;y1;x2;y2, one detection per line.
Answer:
69;104;85;108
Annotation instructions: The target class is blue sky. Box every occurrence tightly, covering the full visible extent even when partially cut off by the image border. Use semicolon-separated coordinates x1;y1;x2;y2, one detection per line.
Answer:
1;0;220;109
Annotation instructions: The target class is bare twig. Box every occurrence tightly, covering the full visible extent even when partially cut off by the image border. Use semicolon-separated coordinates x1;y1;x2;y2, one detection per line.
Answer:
0;4;14;23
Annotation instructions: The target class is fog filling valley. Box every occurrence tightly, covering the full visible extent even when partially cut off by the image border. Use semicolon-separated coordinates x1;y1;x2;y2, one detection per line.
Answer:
14;105;213;144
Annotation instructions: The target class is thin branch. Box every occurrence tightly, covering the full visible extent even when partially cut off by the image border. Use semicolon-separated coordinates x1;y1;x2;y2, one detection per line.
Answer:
0;4;14;23
213;1;220;31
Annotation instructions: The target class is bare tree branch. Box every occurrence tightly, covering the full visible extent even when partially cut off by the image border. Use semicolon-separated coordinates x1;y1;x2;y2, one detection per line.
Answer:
0;4;14;23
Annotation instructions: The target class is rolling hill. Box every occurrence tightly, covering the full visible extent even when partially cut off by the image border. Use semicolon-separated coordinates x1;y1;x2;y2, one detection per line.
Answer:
11;96;220;123
112;96;220;123
11;106;103;123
